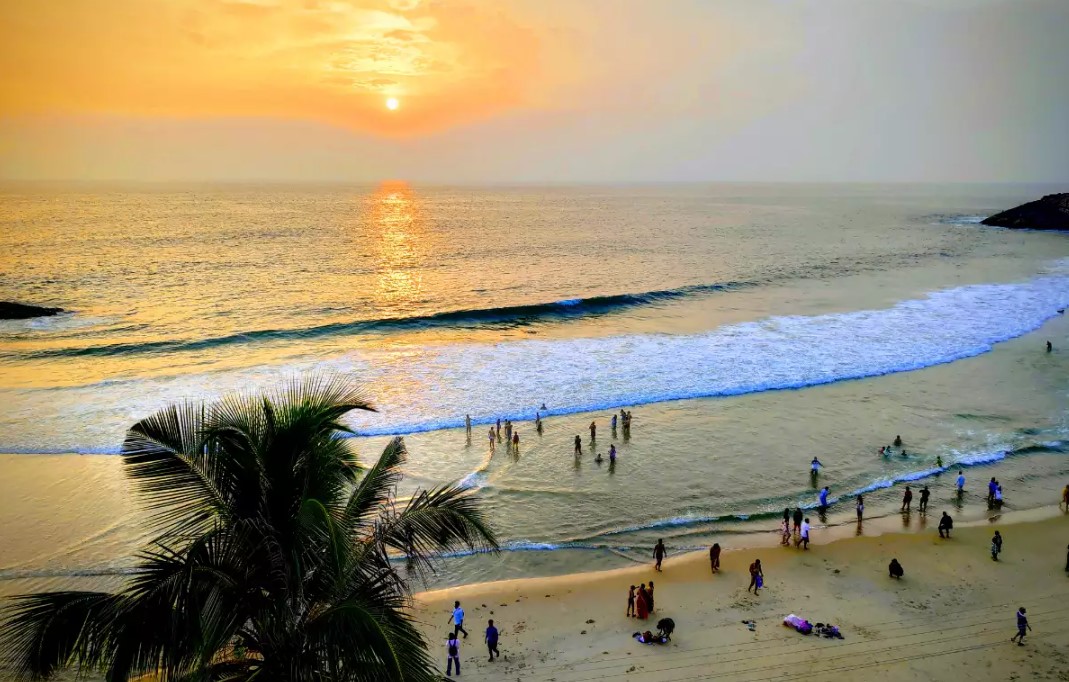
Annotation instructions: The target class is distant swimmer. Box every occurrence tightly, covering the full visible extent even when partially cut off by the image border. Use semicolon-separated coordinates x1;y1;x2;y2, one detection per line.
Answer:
594;452;604;464
810;457;823;474
1047;340;1053;352
609;444;617;462
574;435;582;455
541;403;547;410
879;446;886;456
936;455;944;468
893;435;902;447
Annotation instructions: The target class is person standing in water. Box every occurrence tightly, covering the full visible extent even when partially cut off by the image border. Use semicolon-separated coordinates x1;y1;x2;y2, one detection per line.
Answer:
919;485;931;513
654;539;667;571
1047;340;1053;352
488;428;496;452
893;435;902;447
956;470;965;494
856;494;865;522
589;420;597;442
512;432;519;451
574;435;582;455
465;414;471;437
819;486;830;511
496;419;501;441
901;486;913;512
810;457;823;475
611;414;618;432
609;444;617;462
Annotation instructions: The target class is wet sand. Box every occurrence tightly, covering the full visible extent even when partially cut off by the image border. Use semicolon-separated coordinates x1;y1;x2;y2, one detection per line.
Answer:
414;508;1069;681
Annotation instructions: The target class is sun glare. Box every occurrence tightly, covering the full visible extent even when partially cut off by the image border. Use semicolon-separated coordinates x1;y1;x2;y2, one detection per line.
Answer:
386;98;399;111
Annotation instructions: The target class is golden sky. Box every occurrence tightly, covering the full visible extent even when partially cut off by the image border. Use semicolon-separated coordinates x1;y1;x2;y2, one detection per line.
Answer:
0;0;573;135
1;0;1067;182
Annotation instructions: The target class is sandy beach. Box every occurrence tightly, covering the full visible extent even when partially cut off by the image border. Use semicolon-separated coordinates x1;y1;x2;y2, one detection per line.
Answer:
415;509;1069;681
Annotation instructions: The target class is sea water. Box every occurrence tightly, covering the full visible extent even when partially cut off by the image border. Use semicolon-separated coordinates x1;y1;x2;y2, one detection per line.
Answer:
1;182;1068;592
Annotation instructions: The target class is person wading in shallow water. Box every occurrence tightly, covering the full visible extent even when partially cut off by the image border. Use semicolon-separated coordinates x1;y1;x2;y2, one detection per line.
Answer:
574;435;582;455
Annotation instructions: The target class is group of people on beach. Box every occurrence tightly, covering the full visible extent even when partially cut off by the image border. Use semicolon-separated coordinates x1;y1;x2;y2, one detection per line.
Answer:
780;507;812;550
444;600;501;676
626;581;655;619
483;418;521;453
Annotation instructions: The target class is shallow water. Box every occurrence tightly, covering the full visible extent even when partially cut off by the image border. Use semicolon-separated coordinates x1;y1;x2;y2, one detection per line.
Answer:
1;182;1068;593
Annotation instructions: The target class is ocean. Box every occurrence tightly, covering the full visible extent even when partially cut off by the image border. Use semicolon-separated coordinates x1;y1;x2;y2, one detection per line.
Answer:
2;182;1068;594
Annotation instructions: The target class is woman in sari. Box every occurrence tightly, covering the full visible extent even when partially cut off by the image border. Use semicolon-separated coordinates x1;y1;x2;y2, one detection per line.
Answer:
636;583;650;620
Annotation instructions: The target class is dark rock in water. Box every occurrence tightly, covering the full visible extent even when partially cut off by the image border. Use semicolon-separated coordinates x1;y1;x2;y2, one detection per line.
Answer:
0;302;64;319
981;193;1069;230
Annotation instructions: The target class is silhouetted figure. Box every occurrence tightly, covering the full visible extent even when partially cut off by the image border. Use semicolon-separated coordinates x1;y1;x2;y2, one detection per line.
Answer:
893;435;902;447
938;512;953;538
574;435;582;455
888;558;904;579
1047;340;1053;352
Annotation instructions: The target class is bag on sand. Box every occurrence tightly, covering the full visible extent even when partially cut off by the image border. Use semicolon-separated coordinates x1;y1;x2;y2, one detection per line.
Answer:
755;575;764;589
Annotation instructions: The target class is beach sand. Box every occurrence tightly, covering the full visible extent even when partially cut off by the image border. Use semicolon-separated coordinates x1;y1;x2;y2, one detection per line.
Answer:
414;510;1069;681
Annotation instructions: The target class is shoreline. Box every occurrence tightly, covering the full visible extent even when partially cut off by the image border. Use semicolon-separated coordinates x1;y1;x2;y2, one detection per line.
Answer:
413;507;1069;681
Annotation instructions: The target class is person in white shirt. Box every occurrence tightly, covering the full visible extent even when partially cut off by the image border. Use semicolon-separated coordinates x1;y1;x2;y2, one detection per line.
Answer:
447;600;468;638
800;518;811;550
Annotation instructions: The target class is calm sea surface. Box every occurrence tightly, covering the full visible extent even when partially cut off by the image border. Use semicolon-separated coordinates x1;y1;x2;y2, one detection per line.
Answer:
2;182;1068;592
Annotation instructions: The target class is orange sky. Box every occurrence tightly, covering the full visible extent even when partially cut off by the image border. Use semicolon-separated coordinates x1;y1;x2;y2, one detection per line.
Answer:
0;0;578;135
2;0;1067;183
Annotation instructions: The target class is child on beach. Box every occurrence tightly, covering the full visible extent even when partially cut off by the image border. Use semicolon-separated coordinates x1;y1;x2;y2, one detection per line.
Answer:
1010;607;1031;645
991;530;1003;561
446;633;460;677
747;559;763;595
627;585;636;617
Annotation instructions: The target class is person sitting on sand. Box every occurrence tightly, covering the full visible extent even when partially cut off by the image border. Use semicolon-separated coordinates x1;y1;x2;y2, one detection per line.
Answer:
894;435;902;447
710;543;722;572
938;512;953;538
633;630;667;644
889;558;904;579
627;585;636;617
748;559;763;595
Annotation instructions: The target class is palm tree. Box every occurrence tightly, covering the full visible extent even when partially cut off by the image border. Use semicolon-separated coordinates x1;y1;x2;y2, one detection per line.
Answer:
1;376;497;681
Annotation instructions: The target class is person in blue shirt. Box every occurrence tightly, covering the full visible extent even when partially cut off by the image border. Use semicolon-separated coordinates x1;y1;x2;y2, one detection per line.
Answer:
819;486;829;510
1011;607;1031;645
485;619;500;662
956;471;965;494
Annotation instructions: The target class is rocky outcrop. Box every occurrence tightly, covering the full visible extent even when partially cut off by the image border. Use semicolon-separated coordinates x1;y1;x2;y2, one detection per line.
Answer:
0;302;64;319
981;193;1069;230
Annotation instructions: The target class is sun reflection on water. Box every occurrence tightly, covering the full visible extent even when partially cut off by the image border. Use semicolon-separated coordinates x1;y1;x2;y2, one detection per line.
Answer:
366;181;426;313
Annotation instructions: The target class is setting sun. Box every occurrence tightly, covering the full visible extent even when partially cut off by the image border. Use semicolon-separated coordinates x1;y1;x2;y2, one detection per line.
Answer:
386;98;399;111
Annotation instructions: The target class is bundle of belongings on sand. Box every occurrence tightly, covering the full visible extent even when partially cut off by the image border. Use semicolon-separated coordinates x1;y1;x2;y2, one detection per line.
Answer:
783;614;844;639
633;618;675;644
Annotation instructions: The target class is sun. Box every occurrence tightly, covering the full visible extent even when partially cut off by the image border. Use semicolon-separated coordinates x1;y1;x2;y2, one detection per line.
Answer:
385;97;399;111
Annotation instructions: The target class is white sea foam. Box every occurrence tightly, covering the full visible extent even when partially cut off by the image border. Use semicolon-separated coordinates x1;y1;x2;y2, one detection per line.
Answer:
1;268;1068;453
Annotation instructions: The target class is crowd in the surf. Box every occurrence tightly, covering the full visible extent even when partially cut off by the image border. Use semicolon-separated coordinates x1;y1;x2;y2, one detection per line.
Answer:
462;406;635;462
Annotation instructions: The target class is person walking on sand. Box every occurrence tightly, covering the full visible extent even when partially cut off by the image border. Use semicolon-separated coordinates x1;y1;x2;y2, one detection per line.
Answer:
485;619;500;662
627;585;636;617
488;428;496;452
636;583;650;620
710;543;722;572
856;494;865;522
1011;607;1031;645
919;485;931;513
783;507;791;527
938;511;953;538
792;507;804;533
447;600;469;638
654;539;667;571
574;435;582;455
446;632;461;677
901;486;913;512
800;517;811;550
748;559;763;595
991;530;1003;561
781;517;791;545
